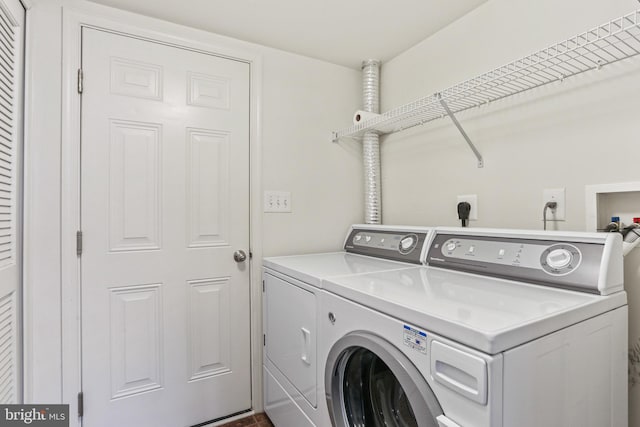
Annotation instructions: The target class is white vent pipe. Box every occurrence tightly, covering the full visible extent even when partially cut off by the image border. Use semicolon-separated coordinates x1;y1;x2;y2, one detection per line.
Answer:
361;60;381;224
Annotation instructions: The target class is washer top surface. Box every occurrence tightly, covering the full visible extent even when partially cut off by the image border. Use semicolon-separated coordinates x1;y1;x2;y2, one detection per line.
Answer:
263;252;413;288
322;266;627;354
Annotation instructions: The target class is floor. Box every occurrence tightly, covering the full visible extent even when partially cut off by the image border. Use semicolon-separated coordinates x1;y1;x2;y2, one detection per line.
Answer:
219;413;273;427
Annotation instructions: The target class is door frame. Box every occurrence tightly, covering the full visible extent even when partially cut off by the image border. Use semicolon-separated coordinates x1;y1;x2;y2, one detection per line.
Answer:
58;5;263;424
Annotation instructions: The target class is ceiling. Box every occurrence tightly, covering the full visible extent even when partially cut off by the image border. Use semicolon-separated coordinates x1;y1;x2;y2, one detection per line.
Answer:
88;0;487;69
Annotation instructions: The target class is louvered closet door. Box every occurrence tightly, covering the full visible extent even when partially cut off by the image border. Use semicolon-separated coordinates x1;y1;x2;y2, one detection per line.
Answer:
0;0;24;405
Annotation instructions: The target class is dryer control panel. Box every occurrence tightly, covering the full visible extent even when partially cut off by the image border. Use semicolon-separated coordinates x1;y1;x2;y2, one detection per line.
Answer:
344;226;431;264
426;228;623;295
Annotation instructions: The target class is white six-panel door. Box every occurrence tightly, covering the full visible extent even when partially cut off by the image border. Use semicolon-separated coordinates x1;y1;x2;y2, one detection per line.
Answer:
0;0;23;405
80;28;251;426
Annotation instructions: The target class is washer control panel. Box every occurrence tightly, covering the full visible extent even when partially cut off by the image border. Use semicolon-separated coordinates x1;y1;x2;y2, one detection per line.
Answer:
428;233;606;293
437;237;583;276
344;227;429;264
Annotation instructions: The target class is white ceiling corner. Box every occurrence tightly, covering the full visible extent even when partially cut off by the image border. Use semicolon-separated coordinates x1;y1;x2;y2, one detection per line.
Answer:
87;0;487;69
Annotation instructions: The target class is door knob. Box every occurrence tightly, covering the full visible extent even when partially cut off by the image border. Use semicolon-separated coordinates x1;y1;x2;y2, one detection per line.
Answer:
234;250;247;263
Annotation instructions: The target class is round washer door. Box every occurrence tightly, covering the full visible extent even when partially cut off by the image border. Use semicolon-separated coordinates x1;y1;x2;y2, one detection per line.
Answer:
325;332;443;427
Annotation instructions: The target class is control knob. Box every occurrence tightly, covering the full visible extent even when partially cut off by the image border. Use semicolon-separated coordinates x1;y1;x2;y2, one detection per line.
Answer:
398;234;418;254
400;236;415;250
545;248;573;269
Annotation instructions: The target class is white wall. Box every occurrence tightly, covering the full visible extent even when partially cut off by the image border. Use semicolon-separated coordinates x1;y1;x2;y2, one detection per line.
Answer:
380;0;640;424
23;0;362;407
260;51;363;256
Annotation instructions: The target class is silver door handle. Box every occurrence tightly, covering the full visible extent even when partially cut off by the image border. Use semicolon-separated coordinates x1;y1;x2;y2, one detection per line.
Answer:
233;250;247;263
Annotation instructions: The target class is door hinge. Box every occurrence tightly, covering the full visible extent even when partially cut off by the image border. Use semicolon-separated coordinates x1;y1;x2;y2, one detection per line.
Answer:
262;280;265;292
77;68;83;94
77;392;84;417
263;334;266;346
76;230;83;256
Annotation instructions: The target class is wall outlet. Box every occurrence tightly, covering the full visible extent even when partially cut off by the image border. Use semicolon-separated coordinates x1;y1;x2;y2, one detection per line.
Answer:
543;188;565;221
457;194;478;221
264;191;291;213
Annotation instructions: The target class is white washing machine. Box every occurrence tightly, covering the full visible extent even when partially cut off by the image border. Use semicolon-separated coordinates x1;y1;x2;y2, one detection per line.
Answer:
262;225;434;427
321;227;628;427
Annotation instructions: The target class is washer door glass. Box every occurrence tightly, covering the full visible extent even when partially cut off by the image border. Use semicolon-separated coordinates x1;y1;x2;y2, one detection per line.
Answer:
343;347;417;427
326;332;443;427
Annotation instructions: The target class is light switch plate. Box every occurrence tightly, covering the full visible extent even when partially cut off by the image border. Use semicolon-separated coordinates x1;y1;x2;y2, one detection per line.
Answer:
264;191;291;213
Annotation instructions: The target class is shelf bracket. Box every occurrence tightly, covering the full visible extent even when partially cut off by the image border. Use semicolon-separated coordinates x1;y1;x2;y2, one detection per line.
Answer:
437;94;484;168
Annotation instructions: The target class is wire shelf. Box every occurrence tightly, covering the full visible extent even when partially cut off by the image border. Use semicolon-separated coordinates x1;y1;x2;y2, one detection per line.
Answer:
332;10;640;142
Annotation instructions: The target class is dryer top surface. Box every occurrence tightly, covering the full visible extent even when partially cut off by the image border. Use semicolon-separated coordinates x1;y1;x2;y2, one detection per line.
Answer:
263;252;412;288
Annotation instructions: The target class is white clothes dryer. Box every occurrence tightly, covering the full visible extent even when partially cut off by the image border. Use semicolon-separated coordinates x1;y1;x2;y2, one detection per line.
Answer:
262;225;434;427
321;228;627;427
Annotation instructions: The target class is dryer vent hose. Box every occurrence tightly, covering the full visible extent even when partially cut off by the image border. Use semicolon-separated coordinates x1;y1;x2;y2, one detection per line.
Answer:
361;60;381;225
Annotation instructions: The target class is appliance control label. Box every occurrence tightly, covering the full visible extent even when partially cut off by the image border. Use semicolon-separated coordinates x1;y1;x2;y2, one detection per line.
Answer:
403;325;427;354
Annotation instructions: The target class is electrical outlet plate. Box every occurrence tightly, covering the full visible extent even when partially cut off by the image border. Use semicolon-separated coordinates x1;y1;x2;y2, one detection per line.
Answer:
264;191;291;213
457;194;478;221
543;188;565;221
